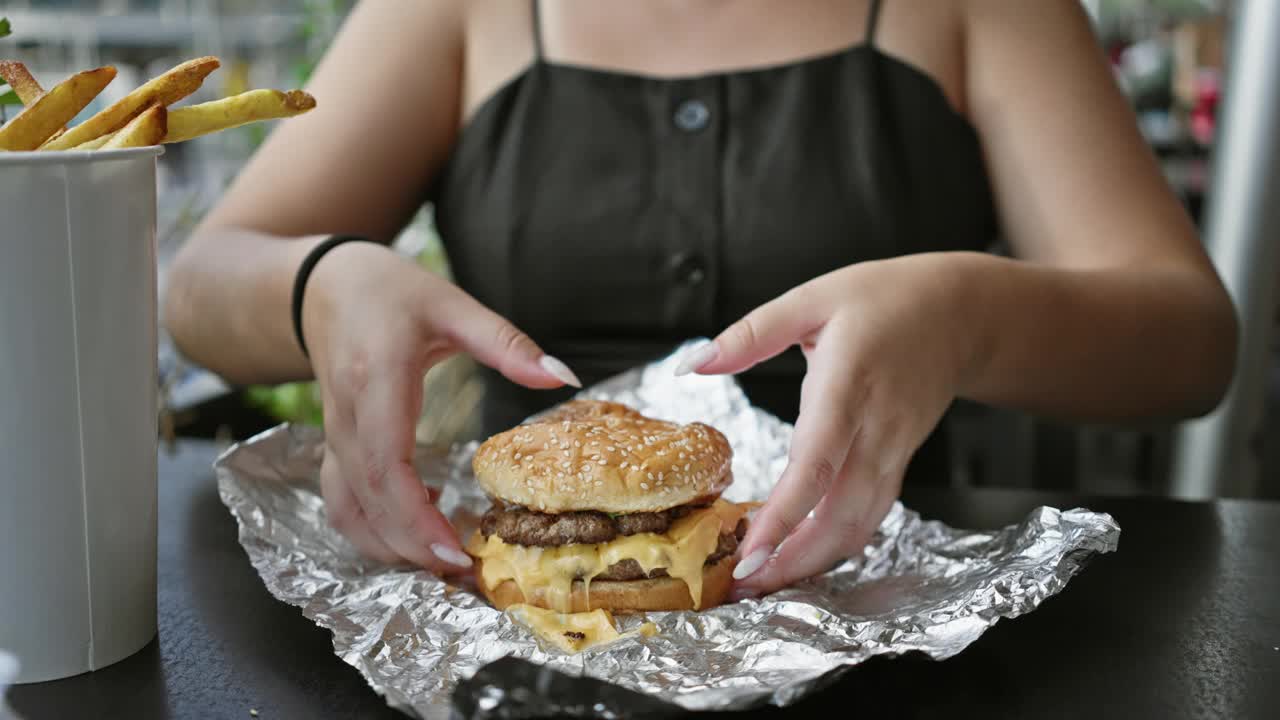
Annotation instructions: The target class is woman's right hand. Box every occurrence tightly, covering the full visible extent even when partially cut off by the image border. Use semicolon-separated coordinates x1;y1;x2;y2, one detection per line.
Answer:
301;241;580;574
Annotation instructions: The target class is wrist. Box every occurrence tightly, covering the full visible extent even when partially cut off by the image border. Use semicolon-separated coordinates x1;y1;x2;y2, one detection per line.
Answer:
921;252;998;398
295;237;386;362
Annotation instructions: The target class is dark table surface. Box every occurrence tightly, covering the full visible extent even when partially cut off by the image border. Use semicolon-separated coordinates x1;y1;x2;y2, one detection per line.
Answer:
9;441;1280;719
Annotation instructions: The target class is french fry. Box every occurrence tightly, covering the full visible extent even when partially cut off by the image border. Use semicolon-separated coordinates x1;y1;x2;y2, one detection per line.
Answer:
0;60;46;105
163;89;316;143
41;56;219;150
74;133;112;151
73;89;316;149
1;61;67;143
0;66;116;151
101;103;166;149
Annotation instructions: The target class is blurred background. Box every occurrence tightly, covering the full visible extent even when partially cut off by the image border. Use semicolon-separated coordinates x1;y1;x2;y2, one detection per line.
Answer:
1;0;1272;499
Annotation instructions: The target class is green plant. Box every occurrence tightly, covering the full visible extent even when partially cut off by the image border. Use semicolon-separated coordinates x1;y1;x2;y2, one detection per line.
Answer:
241;2;477;443
242;0;350;429
0;19;18;108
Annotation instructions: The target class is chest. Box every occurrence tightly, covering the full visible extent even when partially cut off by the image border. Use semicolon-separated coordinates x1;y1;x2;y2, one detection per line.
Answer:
434;50;997;340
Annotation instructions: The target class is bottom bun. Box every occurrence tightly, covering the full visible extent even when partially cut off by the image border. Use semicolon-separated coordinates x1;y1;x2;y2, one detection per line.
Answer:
476;556;735;613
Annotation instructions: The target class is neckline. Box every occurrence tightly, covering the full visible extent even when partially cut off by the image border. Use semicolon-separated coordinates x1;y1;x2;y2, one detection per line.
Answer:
457;40;969;134
536;37;878;85
440;40;979;191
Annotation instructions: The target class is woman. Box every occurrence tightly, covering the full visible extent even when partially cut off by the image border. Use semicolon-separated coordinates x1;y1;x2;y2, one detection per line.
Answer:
164;0;1236;600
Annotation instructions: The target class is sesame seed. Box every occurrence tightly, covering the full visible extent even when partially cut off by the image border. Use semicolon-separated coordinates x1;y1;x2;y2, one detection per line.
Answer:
607;446;615;452
514;452;522;460
647;472;654;480
598;459;606;465
574;440;582;448
685;463;691;471
658;472;664;481
641;483;650;490
620;462;628;469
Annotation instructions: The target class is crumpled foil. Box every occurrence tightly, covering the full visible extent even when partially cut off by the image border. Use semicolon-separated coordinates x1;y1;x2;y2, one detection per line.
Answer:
214;343;1120;720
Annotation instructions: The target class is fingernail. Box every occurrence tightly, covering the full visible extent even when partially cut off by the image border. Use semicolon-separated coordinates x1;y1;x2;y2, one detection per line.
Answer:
430;543;473;568
674;341;718;376
539;355;582;388
733;547;770;580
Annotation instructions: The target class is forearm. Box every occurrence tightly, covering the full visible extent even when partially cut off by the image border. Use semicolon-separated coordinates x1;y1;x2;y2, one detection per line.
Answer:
946;252;1237;423
163;227;328;386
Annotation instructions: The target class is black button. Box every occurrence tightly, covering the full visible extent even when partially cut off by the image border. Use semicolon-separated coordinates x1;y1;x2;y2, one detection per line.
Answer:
673;99;710;132
671;251;707;286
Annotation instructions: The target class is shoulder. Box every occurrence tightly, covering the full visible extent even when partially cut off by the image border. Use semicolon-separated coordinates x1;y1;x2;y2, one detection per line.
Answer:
873;0;972;114
959;0;1095;29
958;0;1110;117
343;0;468;42
958;0;1101;65
458;0;538;120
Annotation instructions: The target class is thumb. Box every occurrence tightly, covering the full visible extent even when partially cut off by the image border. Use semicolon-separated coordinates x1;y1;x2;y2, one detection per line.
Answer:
677;288;824;376
438;290;581;390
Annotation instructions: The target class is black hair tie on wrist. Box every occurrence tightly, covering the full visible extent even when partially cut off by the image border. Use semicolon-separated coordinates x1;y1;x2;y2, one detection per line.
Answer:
291;235;374;358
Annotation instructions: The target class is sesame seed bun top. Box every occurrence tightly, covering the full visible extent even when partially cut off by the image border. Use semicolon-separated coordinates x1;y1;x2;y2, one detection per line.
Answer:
472;400;734;514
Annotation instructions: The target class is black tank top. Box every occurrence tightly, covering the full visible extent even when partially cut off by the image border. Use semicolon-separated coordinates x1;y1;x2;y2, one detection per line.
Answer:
431;0;998;484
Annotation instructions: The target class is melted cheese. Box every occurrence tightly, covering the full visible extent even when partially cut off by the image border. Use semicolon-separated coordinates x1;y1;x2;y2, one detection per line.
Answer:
507;604;660;653
468;501;747;612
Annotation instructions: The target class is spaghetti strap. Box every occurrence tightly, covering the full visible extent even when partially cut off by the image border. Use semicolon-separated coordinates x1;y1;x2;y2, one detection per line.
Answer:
531;0;545;60
865;0;884;45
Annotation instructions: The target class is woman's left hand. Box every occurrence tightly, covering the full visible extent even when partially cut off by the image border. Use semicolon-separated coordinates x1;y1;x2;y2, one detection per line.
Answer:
676;254;975;598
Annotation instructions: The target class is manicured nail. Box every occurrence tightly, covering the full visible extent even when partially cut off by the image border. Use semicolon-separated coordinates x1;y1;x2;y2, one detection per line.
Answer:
733;547;770;580
431;543;473;568
539;355;582;388
674;342;718;376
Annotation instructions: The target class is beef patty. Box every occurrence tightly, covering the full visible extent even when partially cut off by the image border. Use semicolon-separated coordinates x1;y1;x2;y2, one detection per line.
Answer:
479;502;705;546
590;521;746;581
479;502;748;582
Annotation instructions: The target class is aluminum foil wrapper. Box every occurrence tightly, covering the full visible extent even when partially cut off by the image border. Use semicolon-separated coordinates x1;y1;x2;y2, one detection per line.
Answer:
215;343;1120;719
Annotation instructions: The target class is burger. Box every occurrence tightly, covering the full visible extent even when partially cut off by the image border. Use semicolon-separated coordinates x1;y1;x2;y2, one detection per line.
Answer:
466;400;749;613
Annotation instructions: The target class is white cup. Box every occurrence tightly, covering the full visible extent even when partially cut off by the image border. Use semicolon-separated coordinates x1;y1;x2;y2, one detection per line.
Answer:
0;147;162;683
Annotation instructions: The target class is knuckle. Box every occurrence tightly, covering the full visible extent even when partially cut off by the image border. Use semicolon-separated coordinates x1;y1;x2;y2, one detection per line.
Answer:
877;461;906;491
401;504;437;543
833;395;862;437
848;365;876;405
327;502;357;532
321;404;346;432
728;316;761;352
809;456;837;495
766;510;799;541
333;356;371;395
494;321;532;358
369;546;401;565
832;515;867;547
362;501;391;530
874;412;904;443
362;452;390;494
787;282;821;313
789;453;838;496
